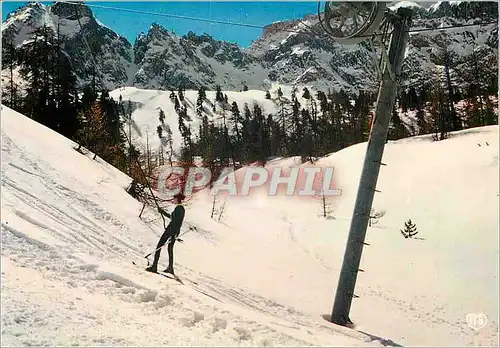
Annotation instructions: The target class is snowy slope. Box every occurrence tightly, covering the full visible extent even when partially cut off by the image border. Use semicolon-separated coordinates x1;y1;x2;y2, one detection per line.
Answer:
0;105;376;346
110;86;279;154
183;126;499;347
1;104;499;346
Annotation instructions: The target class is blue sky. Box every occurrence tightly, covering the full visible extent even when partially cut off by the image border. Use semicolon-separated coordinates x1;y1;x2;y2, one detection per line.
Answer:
2;1;319;47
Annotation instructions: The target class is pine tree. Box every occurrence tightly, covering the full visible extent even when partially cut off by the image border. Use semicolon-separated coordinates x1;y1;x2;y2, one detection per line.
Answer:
175;143;194;197
199;115;212;166
276;88;288;142
19;25;53;124
484;97;497;125
418;87;428;107
174;97;180;113
265;91;271;99
178;110;187;139
166;126;173;166
229;101;241;138
400;219;418;238
99;90;123;147
254;103;268;164
353;91;371;143
259;112;271;163
247;119;260;164
429;78;449;141
269;115;284;157
302;87;311;100
277;88;283;98
288;95;302;155
196;87;206;119
239;103;252;163
228;101;243;162
159;108;166;123
300;108;314;163
17;24;80;139
178;85;184;102
415;108;429;135
215;85;224;102
399;90;408;113
82;85;98;109
2;38;19;109
198;86;206;100
317;91;328;114
387;107;407;140
76;102;108;159
318;189;333;218
54;29;80;139
410;87;420;110
442;49;461;131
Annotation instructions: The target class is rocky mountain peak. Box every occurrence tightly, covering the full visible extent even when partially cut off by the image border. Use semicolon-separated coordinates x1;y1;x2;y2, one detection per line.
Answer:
261;14;317;40
2;1;135;90
147;22;172;39
50;2;93;20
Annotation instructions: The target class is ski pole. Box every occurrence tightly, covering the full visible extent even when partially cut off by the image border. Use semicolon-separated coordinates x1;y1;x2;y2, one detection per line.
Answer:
142;223;196;265
143;234;187;261
144;236;172;260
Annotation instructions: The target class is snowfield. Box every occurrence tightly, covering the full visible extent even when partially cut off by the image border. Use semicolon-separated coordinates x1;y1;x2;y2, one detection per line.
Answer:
1;104;498;346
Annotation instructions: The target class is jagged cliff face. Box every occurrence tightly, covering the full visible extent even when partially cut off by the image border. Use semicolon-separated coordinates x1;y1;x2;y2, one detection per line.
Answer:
132;24;268;90
248;15;382;94
2;2;135;90
248;1;498;94
398;1;498;91
2;1;498;94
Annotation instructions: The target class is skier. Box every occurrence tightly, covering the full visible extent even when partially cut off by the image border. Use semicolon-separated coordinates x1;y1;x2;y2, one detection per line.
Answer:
146;193;185;274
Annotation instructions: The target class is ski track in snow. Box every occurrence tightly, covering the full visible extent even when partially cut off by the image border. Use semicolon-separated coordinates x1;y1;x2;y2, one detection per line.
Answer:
1;223;374;347
1;213;329;346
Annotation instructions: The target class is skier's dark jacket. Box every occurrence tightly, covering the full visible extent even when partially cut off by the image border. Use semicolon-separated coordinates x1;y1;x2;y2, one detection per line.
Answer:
159;205;185;237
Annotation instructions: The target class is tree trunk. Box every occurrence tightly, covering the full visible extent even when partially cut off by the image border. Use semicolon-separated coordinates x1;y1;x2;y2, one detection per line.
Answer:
444;49;459;130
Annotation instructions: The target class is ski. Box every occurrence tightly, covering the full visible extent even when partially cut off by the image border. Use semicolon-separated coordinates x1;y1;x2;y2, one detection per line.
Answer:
132;261;183;283
131;261;221;302
321;315;357;330
157;270;184;284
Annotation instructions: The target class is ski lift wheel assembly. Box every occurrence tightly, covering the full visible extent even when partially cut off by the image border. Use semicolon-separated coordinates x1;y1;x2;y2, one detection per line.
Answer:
318;1;388;45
